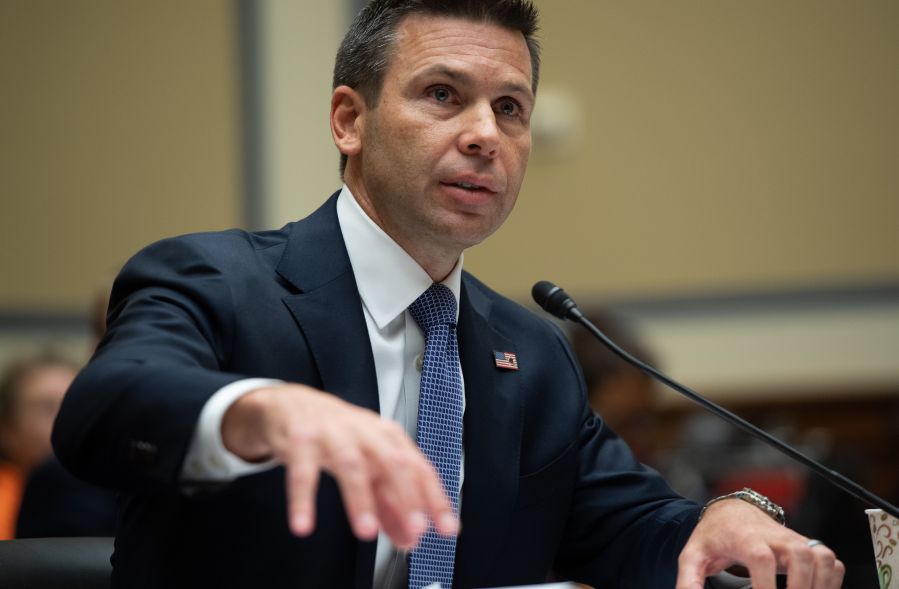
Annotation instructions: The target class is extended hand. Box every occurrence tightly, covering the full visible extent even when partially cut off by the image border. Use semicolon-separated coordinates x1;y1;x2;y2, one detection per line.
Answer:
676;499;844;589
221;383;458;550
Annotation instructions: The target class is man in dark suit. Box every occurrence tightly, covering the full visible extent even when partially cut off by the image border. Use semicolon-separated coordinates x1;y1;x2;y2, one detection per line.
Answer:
53;1;844;588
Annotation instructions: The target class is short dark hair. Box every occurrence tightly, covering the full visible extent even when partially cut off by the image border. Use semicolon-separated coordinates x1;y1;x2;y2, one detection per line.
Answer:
333;0;541;175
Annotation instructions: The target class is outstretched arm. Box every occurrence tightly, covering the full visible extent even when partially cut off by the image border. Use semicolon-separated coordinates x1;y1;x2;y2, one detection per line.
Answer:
221;382;457;549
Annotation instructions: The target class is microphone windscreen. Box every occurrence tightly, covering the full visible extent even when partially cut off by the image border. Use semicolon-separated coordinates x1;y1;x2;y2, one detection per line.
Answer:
531;280;557;309
532;281;578;319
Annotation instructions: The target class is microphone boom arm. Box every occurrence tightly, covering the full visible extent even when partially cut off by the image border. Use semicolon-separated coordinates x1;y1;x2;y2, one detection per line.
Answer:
532;280;899;519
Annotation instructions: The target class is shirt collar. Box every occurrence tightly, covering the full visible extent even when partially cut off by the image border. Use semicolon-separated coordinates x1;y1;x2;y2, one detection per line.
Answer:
336;185;463;330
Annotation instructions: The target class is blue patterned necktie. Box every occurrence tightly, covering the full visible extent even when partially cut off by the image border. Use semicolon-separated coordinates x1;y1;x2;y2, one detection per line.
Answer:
407;283;463;589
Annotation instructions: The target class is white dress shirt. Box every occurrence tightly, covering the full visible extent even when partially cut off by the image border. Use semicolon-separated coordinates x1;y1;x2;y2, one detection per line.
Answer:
181;185;464;587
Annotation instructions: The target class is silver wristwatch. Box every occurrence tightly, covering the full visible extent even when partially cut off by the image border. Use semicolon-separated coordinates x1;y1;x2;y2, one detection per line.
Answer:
699;487;786;525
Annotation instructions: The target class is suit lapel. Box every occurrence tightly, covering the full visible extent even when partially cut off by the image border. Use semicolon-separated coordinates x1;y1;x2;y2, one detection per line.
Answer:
277;193;379;412
274;197;523;586
454;277;523;588
275;194;379;587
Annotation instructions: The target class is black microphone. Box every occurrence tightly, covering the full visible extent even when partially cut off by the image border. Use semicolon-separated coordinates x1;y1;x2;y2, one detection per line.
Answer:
532;280;899;519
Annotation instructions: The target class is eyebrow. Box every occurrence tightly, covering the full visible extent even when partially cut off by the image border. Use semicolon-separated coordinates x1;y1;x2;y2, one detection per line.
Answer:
413;64;534;102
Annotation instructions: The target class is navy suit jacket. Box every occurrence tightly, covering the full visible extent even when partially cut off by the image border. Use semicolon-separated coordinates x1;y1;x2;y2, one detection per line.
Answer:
54;193;700;588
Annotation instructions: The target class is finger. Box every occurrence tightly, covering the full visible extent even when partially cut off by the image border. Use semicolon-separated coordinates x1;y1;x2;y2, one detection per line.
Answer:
414;454;458;537
675;547;716;589
826;558;845;589
369;421;456;539
371;474;426;550
363;425;429;548
323;432;380;541
808;544;842;589
782;540;815;589
742;542;778;589
284;424;322;537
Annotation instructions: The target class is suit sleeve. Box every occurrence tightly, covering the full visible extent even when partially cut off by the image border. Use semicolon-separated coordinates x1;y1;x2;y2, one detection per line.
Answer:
52;236;251;492
547;324;701;588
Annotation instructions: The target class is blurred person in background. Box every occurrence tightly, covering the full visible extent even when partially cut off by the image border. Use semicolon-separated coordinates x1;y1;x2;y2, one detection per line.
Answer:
89;276;115;351
569;309;660;467
13;280;119;539
0;354;77;539
570;308;888;587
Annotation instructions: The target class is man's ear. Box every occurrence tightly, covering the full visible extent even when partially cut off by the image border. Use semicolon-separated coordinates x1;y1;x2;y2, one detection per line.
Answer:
330;85;366;158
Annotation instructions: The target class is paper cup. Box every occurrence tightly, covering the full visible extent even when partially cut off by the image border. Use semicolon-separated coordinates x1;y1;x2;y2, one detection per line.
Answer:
867;509;899;589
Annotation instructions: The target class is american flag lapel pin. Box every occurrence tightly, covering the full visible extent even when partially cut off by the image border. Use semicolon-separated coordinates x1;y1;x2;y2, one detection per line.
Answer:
493;350;519;370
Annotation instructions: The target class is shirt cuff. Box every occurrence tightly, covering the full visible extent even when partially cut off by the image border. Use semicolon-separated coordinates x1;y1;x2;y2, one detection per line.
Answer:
180;378;283;481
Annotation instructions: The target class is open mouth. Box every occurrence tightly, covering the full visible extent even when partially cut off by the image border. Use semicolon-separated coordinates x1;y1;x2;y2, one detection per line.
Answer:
442;181;496;194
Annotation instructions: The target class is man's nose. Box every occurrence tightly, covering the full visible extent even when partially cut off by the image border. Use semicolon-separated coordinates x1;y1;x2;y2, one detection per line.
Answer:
458;103;500;158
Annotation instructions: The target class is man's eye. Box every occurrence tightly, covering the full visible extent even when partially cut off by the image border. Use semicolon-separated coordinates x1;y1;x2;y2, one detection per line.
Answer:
432;87;451;102
498;100;519;116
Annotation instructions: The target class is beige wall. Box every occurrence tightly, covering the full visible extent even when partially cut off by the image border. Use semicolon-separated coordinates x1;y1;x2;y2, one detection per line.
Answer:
3;1;898;310
0;1;242;314
256;0;346;228
466;1;899;301
0;2;896;393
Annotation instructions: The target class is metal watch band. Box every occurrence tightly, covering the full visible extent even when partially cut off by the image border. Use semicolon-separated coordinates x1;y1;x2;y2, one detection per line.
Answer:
699;487;786;525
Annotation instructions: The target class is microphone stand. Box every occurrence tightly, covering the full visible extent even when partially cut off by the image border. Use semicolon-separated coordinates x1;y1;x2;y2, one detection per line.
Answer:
532;281;899;519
